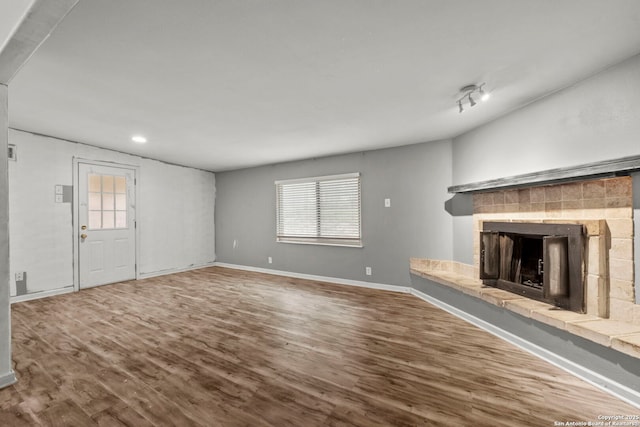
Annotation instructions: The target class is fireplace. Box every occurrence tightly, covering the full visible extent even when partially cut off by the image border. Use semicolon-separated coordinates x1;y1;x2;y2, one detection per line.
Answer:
480;222;585;313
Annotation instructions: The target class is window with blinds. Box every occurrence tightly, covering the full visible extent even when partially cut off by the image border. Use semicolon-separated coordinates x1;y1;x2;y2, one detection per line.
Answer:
275;173;362;247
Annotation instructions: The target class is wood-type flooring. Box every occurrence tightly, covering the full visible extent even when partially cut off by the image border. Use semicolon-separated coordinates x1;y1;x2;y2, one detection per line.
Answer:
0;266;637;426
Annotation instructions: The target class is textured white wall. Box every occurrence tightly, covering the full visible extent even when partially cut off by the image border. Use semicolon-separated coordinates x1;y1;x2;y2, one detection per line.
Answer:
8;130;215;296
137;158;216;276
452;54;640;186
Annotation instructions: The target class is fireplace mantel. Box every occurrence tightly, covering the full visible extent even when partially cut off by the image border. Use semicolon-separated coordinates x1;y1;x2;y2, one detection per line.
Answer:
448;154;640;194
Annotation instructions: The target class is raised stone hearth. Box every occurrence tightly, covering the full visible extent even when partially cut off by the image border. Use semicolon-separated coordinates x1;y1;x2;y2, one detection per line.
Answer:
409;175;640;360
409;258;640;360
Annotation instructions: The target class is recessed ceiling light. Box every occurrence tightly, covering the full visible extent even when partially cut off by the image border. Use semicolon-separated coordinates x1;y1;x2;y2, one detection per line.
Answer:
131;135;147;144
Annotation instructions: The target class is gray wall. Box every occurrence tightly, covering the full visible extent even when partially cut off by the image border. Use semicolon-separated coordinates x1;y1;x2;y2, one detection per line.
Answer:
0;84;13;386
451;53;640;264
448;193;474;264
216;140;453;286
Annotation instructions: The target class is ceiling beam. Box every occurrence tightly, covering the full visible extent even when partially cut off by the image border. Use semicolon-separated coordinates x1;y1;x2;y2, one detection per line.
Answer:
0;0;78;85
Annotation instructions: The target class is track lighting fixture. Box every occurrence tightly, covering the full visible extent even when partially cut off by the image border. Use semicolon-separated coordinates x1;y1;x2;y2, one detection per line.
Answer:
457;83;490;113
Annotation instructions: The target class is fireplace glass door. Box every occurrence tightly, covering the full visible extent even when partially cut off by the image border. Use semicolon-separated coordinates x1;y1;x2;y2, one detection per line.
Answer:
480;222;583;312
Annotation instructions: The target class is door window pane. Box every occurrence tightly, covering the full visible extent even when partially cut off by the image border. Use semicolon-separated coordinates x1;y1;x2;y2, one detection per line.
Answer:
102;193;114;210
115;194;126;211
89;174;101;192
87;173;128;230
89;193;101;210
115;176;126;193
89;211;102;229
102;175;114;193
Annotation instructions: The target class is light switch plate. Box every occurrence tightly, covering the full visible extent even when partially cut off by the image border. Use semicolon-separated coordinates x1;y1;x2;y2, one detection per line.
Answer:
55;194;63;203
55;184;63;194
384;198;391;207
8;144;16;161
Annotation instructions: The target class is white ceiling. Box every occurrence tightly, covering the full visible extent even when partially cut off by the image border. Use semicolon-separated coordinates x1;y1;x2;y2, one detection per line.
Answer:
7;0;640;172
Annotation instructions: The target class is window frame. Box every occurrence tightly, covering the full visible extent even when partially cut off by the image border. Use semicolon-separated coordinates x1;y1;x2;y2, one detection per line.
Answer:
275;172;362;248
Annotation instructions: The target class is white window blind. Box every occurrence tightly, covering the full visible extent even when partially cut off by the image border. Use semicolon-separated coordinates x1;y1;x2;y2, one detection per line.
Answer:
275;173;362;247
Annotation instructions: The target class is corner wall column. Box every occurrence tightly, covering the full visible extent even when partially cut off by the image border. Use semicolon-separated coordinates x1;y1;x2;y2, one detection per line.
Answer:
0;84;16;387
0;0;80;389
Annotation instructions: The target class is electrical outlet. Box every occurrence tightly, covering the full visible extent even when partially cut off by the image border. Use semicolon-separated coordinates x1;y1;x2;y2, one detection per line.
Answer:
15;272;24;282
365;267;372;276
268;256;273;264
384;198;391;207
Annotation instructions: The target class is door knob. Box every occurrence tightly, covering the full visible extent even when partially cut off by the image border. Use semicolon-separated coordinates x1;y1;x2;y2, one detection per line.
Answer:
80;233;88;239
81;225;87;230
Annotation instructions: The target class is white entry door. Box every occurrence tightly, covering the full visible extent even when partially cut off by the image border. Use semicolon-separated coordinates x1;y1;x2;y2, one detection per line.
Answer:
78;162;136;288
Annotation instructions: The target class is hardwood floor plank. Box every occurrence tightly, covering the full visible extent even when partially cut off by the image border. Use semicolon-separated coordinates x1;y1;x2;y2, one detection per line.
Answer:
37;399;97;426
0;266;637;426
239;380;334;427
0;378;23;410
0;404;40;426
91;402;154;427
12;359;61;414
326;404;429;427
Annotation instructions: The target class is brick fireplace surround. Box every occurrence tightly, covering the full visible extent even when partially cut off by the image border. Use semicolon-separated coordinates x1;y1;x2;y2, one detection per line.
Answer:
411;176;640;361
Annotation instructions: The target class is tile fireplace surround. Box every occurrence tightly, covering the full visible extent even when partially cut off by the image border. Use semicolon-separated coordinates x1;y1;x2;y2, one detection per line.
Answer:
410;176;640;360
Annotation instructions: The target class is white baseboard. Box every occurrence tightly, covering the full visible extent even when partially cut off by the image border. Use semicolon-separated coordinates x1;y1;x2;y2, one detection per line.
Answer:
409;288;640;410
213;262;411;294
11;263;217;303
10;286;74;304
0;370;16;389
138;261;217;279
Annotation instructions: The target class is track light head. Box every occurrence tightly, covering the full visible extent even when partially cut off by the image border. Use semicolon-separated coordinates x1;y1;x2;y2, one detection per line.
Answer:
468;93;477;107
458;101;464;113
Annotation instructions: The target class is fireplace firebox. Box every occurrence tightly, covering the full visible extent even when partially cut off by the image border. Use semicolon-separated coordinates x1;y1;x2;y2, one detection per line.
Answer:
480;222;585;313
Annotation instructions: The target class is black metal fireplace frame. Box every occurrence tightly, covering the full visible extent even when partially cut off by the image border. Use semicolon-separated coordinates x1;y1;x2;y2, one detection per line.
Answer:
480;222;585;313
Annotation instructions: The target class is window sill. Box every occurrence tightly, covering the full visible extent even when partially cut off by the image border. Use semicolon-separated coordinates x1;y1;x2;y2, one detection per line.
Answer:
277;237;363;248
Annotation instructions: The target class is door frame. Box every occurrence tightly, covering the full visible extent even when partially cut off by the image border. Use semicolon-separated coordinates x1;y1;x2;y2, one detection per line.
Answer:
72;158;140;292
